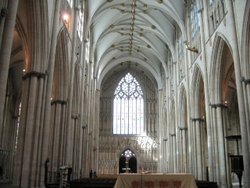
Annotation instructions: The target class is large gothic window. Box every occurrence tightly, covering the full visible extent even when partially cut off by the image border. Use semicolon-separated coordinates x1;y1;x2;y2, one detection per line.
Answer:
113;73;144;135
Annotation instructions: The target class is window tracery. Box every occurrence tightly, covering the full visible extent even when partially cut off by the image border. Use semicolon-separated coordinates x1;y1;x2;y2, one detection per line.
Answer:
113;73;144;135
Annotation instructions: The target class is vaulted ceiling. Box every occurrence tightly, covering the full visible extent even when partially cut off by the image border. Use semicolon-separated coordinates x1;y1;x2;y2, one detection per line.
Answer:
85;0;187;89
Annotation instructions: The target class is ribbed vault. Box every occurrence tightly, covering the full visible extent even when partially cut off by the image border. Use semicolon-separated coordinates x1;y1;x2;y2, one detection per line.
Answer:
85;0;187;89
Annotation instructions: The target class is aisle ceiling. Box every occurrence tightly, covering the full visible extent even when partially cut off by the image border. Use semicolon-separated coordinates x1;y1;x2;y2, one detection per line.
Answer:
85;0;187;89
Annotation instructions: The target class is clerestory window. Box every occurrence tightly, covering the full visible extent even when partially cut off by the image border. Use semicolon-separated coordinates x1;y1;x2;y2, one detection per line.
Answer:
190;1;200;39
77;11;84;41
66;0;73;8
113;73;144;135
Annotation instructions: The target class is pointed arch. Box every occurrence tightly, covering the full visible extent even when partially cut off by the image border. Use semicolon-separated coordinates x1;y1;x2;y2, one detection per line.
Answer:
191;65;205;117
52;29;70;100
209;33;234;103
178;84;188;128
169;98;176;134
241;0;250;77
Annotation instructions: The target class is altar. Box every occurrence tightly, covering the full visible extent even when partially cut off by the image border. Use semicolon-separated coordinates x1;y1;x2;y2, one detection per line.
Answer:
114;173;197;188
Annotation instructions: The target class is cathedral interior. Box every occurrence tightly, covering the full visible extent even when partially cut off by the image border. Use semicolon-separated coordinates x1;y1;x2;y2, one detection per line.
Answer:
0;0;250;188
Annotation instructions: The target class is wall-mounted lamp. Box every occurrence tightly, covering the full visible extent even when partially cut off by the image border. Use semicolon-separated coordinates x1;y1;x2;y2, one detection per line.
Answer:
184;41;199;53
62;12;70;29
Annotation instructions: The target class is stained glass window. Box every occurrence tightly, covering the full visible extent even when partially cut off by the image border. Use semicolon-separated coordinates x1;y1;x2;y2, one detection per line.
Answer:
113;73;144;135
190;2;200;39
77;11;84;41
66;0;73;8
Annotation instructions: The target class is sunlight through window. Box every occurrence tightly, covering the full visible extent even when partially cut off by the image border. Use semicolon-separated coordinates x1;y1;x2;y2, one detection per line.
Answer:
113;73;144;135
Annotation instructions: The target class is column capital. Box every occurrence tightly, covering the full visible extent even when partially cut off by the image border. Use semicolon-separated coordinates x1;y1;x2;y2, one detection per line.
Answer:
51;99;67;105
23;71;46;80
191;117;205;122
178;127;188;131
209;103;227;108
241;77;250;85
71;114;80;119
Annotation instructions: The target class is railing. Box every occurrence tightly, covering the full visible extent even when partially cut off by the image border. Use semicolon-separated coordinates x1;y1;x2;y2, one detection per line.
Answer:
0;149;14;183
45;159;72;188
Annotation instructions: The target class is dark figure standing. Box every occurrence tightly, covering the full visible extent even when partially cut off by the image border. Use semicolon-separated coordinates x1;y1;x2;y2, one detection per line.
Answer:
89;169;93;178
93;171;97;178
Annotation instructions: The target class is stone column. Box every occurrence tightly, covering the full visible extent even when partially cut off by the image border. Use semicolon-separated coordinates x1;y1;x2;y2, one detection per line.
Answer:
13;72;46;187
65;5;78;167
170;134;177;173
94;90;100;173
226;1;250;187
198;0;214;183
42;0;62;185
192;118;204;180
72;114;79;179
194;118;206;180
200;120;207;181
196;119;202;180
190;119;197;178
211;104;228;188
0;0;19;147
162;138;168;172
179;127;187;173
49;100;67;174
242;78;250;145
210;105;219;182
0;2;8;40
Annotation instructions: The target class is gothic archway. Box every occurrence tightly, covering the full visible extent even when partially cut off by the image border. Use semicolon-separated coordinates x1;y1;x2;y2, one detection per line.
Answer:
210;35;241;187
119;149;137;173
190;65;208;181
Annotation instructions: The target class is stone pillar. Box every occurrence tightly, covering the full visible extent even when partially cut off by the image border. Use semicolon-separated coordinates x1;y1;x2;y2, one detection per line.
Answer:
195;118;207;180
192;118;204;180
72;114;79;179
94;90;100;173
169;134;176;172
13;72;46;187
65;5;78;167
226;1;250;187
0;2;8;40
179;127;187;173
162;138;168;172
0;0;19;147
198;0;214;183
41;0;62;186
210;105;219;182
190;119;197;178
242;78;250;146
49;100;67;174
196;119;202;180
211;104;228;188
200;120;207;181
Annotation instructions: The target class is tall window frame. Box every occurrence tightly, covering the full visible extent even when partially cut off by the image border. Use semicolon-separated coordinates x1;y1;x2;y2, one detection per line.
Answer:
190;1;200;39
113;72;144;135
77;10;84;41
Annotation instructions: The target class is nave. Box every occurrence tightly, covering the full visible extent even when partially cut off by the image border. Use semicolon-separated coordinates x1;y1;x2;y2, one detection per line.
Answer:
0;0;250;188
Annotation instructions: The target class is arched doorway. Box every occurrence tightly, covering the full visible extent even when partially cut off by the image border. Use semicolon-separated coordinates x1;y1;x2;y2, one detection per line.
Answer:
119;149;137;173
